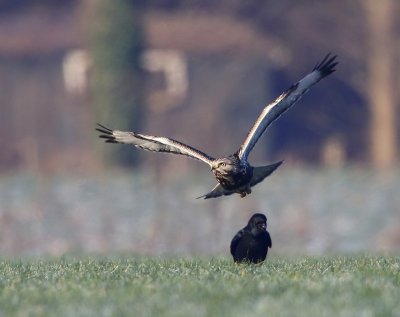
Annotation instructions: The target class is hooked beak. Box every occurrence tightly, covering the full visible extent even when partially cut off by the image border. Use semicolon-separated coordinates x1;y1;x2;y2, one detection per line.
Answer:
211;162;219;171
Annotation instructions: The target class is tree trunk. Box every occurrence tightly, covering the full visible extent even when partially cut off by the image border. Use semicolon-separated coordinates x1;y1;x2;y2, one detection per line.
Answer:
364;0;397;168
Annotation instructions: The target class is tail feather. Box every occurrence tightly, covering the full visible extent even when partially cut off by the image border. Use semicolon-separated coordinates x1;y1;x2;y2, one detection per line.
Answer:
196;184;235;199
250;161;283;186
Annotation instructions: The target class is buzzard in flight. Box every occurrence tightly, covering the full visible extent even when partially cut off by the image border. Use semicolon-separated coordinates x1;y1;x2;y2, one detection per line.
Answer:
97;54;337;199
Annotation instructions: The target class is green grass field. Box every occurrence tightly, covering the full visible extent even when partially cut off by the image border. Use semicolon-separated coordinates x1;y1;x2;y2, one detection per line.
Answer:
0;255;399;317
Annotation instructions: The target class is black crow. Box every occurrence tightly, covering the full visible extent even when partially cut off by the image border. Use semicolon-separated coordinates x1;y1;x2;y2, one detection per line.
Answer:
230;213;272;263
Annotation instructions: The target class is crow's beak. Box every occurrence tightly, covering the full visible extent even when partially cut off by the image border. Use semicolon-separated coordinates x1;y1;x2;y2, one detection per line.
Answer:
261;223;267;230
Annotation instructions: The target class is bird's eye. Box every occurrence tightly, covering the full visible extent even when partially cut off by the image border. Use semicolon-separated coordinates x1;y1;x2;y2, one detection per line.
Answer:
220;162;226;167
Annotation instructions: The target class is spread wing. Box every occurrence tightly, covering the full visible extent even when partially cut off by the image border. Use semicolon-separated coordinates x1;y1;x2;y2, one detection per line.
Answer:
238;54;338;161
196;183;235;199
96;124;215;167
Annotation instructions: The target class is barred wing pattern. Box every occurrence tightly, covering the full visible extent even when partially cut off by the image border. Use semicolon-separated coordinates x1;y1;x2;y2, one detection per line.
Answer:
96;124;215;167
238;54;337;161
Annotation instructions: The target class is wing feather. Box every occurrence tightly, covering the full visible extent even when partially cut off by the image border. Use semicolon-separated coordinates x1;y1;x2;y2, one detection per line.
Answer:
238;54;338;160
266;231;272;248
230;228;246;256
96;124;214;167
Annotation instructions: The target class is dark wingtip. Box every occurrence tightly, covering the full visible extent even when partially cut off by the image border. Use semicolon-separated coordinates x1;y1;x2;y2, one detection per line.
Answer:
313;53;338;78
196;194;208;199
95;123;113;134
96;123;117;142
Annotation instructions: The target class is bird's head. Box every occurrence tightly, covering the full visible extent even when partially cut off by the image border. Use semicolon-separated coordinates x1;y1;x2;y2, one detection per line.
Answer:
212;157;241;175
248;213;267;236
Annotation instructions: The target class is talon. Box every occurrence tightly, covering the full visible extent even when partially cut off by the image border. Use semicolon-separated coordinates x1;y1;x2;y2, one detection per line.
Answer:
240;192;247;198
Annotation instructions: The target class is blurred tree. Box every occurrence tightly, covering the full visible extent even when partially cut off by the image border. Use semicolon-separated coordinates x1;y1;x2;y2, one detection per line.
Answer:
363;0;397;169
88;0;146;166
